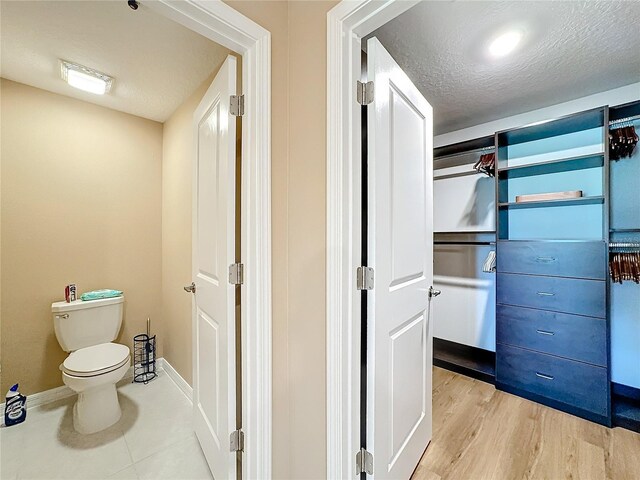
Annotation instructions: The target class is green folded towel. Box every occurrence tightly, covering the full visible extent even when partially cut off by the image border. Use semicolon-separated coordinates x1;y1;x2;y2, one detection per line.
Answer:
80;289;123;301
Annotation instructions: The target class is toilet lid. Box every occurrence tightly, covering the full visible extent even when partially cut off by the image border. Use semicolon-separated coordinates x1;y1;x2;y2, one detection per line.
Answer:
63;343;130;377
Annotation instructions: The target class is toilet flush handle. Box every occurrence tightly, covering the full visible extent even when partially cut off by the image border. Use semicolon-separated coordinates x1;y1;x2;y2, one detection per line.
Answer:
56;314;69;319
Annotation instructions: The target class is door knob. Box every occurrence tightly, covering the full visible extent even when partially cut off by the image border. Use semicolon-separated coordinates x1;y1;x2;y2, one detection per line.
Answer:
184;282;196;294
428;286;441;298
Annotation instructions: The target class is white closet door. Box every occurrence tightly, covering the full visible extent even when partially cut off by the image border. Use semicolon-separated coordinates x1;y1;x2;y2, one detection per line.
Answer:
192;55;238;480
366;37;434;480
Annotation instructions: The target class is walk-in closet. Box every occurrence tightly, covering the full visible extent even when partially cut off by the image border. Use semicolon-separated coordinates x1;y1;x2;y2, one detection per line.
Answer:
433;100;640;430
367;1;640;443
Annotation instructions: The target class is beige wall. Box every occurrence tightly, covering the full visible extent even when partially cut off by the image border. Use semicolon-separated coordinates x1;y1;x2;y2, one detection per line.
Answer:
0;79;163;396
287;3;334;477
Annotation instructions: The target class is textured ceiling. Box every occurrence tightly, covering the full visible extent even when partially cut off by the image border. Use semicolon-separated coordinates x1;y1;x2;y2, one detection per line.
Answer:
1;1;231;122
367;1;640;135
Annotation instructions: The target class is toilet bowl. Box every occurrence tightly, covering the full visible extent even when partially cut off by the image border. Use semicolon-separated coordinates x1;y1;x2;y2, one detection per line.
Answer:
61;342;130;434
52;295;129;434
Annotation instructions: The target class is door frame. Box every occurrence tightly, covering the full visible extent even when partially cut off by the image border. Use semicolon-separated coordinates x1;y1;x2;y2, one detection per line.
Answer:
326;1;420;477
147;2;272;479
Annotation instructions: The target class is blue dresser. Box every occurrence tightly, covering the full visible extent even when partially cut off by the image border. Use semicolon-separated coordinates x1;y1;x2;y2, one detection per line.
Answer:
494;108;611;426
496;241;610;423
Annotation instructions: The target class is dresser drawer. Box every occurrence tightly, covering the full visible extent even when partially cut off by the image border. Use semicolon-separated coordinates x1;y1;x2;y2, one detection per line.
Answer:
497;273;605;318
496;344;608;416
497;305;607;366
497;241;606;280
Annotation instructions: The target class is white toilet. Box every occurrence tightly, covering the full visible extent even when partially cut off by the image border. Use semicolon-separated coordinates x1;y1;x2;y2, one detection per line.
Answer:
51;296;130;434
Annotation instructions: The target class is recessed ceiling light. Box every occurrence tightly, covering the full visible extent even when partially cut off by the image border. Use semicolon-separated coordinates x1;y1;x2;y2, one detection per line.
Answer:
488;30;523;58
60;60;113;95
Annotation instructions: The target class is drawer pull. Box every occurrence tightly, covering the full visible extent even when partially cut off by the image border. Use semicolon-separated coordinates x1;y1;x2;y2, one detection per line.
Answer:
535;256;557;263
536;372;554;380
536;291;555;297
536;329;555;336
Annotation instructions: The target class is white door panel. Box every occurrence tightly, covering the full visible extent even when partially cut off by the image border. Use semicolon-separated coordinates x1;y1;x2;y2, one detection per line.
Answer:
192;55;237;480
389;86;426;286
366;38;434;480
389;313;427;464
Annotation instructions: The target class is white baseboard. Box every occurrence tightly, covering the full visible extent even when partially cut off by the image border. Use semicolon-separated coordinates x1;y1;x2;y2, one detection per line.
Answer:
161;358;193;402
0;357;194;412
0;364;135;413
14;383;75;411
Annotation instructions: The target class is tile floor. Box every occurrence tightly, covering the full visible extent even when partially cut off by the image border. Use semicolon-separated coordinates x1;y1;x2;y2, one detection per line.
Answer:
0;371;212;480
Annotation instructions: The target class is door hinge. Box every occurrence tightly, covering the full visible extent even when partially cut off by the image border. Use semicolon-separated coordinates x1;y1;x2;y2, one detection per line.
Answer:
230;429;244;452
356;266;374;290
229;263;244;285
230;94;245;116
356;81;374;105
355;448;373;475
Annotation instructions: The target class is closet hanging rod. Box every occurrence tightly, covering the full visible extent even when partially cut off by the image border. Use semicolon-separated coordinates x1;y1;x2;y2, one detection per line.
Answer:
434;171;479;181
434;145;495;161
610;228;640;233
609;114;640;125
609;242;640;249
435;231;496;234
434;241;495;246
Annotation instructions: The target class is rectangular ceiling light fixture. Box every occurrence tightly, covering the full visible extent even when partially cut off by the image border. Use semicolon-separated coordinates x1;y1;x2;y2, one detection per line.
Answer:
60;60;113;95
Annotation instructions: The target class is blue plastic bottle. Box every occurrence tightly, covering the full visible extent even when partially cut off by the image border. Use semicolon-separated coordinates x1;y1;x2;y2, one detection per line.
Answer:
4;384;27;426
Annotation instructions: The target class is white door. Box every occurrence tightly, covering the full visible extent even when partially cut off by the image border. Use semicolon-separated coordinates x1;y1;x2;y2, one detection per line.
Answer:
192;55;238;480
366;37;434;479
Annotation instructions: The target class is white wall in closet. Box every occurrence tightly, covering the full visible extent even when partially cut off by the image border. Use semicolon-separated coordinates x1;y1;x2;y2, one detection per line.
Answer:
434;165;495;232
433;244;496;351
433;159;496;351
435;82;640;147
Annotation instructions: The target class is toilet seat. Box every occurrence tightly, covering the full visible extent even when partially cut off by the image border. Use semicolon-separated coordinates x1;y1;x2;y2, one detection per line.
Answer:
63;342;130;377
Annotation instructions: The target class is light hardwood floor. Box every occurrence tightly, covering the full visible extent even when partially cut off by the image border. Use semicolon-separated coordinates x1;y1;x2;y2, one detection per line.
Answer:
412;367;640;480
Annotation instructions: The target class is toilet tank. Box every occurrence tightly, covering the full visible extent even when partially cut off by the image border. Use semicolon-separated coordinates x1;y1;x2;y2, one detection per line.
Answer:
51;296;124;352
